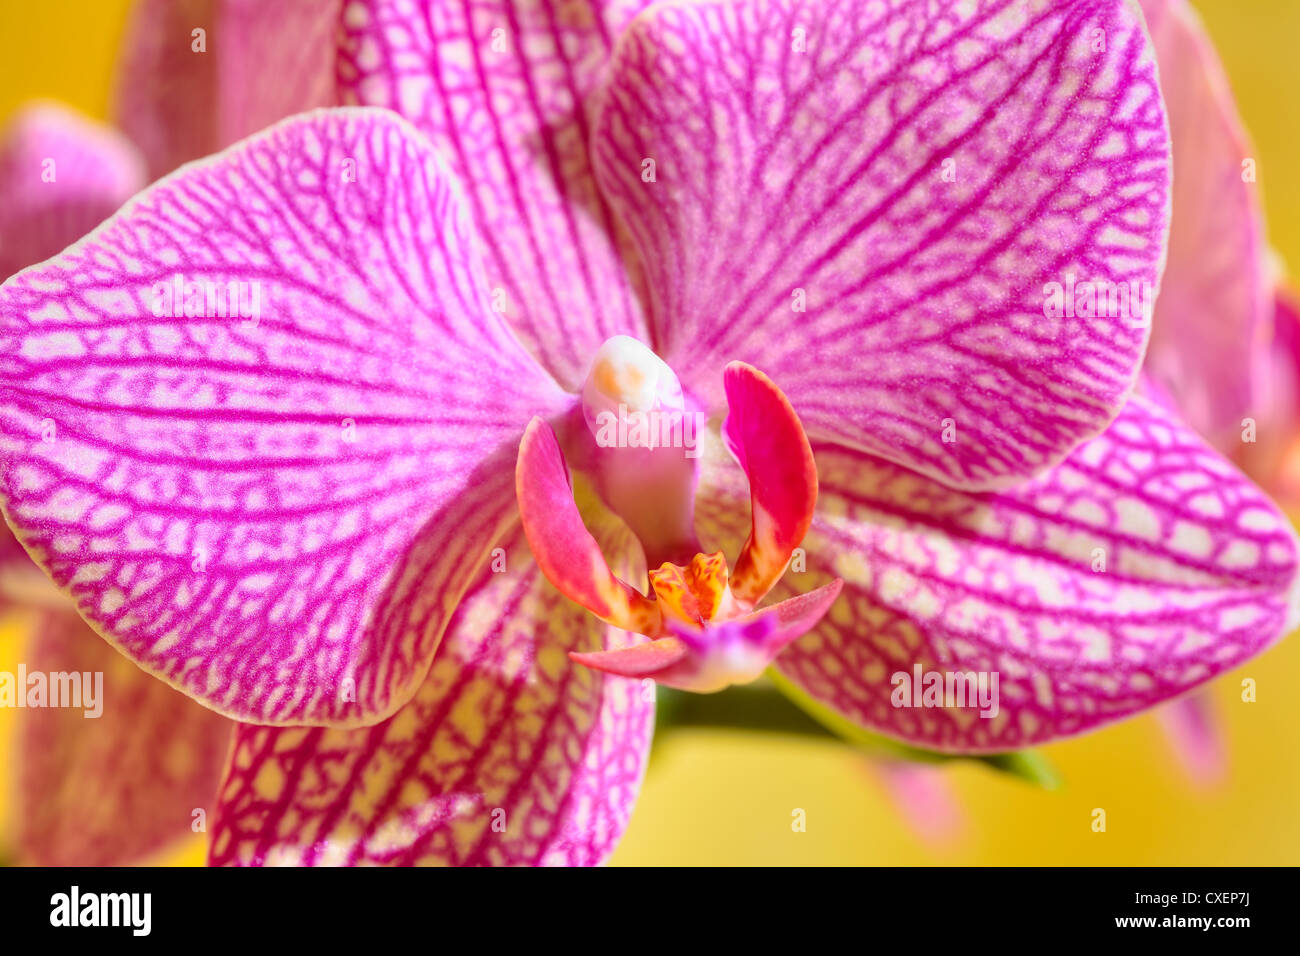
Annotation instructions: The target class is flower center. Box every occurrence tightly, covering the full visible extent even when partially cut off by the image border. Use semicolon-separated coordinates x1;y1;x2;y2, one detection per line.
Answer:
649;551;740;625
515;338;842;693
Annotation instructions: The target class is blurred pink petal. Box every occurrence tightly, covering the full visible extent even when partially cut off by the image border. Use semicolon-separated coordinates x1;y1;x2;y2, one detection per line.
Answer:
15;608;231;865
1137;0;1269;451
1240;285;1300;505
0;102;143;280
116;0;341;178
1157;692;1225;786
874;761;965;845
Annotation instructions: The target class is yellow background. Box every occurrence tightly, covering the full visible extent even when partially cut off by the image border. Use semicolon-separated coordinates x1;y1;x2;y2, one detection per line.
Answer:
0;0;1297;865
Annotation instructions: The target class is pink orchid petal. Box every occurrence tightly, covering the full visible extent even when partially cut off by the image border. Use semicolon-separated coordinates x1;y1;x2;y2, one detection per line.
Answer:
0;103;144;280
338;0;653;389
722;362;817;605
0;109;566;726
1136;0;1269;449
745;396;1299;752
15;608;231;865
1156;691;1224;786
592;0;1170;490
208;524;654;866
115;0;342;178
517;417;662;634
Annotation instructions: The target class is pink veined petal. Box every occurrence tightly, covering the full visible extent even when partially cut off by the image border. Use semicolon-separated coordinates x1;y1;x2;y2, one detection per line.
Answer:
517;417;662;634
698;396;1300;752
337;0;653;390
0;108;567;726
1137;0;1269;450
115;0;342;179
592;0;1171;491
1156;691;1224;786
722;362;818;605
208;523;654;866
14;608;231;866
0;103;144;280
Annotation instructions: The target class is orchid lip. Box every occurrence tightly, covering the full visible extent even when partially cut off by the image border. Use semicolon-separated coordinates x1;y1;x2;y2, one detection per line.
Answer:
517;345;839;693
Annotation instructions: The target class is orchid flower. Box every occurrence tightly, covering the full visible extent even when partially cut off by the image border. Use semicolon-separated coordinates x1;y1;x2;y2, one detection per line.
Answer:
0;103;231;865
1;0;1297;868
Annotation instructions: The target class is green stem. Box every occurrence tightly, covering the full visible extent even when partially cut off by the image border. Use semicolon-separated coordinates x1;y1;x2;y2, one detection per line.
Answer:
653;679;1061;789
654;683;835;739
